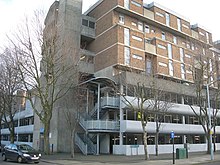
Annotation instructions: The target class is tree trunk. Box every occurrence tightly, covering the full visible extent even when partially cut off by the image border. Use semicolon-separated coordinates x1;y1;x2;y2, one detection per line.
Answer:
10;125;15;143
44;122;50;155
206;133;211;154
70;129;75;158
142;120;149;160
213;125;216;152
155;131;159;156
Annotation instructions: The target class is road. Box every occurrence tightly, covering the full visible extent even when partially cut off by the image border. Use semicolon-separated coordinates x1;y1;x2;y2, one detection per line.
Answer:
0;159;53;165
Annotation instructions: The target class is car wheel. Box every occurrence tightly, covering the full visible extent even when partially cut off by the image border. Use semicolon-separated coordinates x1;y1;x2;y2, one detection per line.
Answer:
2;154;7;161
34;162;39;164
17;156;23;163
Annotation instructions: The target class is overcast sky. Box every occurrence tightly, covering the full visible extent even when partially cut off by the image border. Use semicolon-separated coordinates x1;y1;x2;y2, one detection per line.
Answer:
0;0;219;46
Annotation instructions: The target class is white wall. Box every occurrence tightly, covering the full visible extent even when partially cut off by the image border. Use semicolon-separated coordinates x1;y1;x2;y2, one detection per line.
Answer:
113;143;220;156
100;135;110;154
120;120;220;134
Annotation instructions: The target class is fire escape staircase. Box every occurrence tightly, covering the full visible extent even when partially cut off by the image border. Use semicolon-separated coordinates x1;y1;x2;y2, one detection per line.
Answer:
75;97;120;155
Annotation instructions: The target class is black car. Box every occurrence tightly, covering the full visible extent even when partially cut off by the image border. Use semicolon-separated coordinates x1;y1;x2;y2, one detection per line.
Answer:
2;144;41;163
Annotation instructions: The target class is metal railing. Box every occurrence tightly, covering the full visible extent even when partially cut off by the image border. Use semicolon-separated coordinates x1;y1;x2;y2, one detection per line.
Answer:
79;115;119;131
86;120;120;131
101;97;120;108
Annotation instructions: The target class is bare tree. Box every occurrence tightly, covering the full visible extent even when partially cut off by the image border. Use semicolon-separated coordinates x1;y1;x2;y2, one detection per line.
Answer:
7;10;79;154
212;85;220;152
189;54;217;154
147;80;171;156
0;49;23;143
121;82;150;160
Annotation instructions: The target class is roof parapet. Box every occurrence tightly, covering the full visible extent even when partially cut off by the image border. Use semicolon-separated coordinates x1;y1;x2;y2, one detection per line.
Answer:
191;24;211;33
144;2;190;22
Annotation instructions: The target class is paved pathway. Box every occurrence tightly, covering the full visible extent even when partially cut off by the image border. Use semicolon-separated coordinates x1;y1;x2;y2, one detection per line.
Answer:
41;151;220;165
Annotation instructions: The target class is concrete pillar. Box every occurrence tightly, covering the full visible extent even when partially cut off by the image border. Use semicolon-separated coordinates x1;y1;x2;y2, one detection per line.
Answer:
119;85;124;146
97;83;100;120
181;95;187;144
97;133;100;155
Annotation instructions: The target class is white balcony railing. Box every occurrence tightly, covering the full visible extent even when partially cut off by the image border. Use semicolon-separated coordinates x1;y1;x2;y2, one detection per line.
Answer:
101;97;120;108
86;120;120;131
79;114;119;131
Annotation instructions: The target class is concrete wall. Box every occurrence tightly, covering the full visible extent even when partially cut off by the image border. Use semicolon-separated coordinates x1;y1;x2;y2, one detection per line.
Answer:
100;134;110;154
113;143;220;155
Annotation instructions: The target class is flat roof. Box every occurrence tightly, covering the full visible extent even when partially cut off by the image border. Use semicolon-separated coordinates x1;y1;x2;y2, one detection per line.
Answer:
191;24;211;33
145;2;190;22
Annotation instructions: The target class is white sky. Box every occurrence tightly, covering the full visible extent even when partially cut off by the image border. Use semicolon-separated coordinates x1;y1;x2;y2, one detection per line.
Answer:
0;0;219;47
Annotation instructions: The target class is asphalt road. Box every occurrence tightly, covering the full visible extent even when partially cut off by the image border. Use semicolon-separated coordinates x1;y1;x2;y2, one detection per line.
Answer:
0;159;52;165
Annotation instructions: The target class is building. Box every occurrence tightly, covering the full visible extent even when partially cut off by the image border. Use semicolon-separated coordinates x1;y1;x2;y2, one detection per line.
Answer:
31;0;220;155
1;91;34;147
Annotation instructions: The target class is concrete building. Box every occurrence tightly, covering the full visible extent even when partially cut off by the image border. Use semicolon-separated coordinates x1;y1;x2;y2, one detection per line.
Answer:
30;0;220;155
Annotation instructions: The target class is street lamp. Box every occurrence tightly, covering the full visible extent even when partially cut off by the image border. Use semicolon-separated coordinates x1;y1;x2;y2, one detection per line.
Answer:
206;78;220;160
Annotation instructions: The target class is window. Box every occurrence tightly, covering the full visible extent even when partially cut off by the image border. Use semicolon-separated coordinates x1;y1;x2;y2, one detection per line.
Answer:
158;44;166;49
124;0;130;9
177;18;181;31
138;22;143;31
159;62;167;67
191;43;195;50
131;0;141;7
82;19;88;26
132;35;142;42
162;31;166;40
146;58;152;74
145;24;150;33
182;24;189;29
156;12;164;17
89;21;95;29
168;43;172;59
124;47;130;65
165;13;170;26
133;54;143;60
206;32;209;43
119;14;124;24
131;22;137;26
169;60;174;76
199;32;205;36
185;54;191;58
179;48;184;62
124;28;130;46
202;48;205;55
151;29;155;33
181;64;185;79
209;59;214;83
186;43;190;49
173;36;177;44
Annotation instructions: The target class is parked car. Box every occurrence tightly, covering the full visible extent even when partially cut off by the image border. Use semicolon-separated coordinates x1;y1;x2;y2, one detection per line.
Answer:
2;144;41;163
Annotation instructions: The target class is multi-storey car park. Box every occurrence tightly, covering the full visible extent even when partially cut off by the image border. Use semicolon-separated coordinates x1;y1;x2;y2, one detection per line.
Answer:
2;0;220;156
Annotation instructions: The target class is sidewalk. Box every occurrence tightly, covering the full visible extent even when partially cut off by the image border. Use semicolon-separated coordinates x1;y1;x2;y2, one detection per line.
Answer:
41;152;220;165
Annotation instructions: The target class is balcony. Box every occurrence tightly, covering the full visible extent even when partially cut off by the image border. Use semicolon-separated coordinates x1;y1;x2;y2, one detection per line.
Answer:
192;30;199;39
81;15;96;41
78;49;95;74
101;97;120;108
143;8;154;20
145;43;156;54
79;115;120;132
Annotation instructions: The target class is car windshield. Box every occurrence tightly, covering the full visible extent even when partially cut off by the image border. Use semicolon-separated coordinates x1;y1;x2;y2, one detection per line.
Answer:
18;144;35;151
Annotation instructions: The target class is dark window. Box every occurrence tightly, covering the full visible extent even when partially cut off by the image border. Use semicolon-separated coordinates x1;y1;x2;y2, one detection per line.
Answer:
82;19;88;26
89;21;95;29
